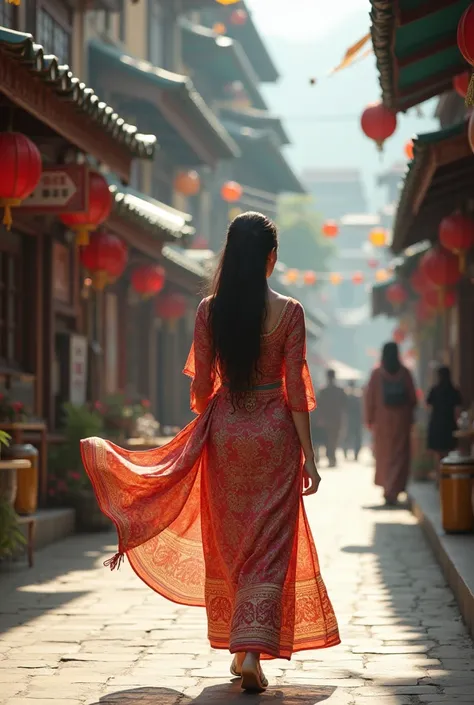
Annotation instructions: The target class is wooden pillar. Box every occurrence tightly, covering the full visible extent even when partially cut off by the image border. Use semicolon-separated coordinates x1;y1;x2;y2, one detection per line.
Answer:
42;238;54;428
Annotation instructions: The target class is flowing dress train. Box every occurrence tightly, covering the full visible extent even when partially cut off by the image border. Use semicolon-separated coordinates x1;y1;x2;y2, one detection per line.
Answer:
81;298;340;659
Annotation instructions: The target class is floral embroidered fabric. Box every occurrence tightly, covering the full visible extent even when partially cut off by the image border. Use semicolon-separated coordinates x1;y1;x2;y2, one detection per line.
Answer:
81;298;339;659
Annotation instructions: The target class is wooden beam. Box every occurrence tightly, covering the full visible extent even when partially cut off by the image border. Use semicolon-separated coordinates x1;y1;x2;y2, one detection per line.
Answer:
398;0;462;26
0;50;133;181
397;34;458;69
107;213;165;260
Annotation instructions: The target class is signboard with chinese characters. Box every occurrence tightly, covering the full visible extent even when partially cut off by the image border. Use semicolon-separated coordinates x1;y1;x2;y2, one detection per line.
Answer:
20;164;88;213
52;242;71;304
69;335;88;407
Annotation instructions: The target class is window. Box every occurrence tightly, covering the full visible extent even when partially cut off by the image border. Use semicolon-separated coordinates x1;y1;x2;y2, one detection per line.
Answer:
148;0;164;67
0;2;16;29
0;250;22;369
37;8;71;65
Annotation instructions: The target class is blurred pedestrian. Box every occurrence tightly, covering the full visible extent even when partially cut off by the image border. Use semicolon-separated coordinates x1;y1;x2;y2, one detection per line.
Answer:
365;342;417;506
343;380;363;461
317;369;347;467
426;365;462;464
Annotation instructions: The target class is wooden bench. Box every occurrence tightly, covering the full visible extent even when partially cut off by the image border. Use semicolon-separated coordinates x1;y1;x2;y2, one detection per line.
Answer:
0;459;35;568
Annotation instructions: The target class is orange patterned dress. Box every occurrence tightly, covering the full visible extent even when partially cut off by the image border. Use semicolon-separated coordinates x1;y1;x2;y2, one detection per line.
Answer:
81;298;340;659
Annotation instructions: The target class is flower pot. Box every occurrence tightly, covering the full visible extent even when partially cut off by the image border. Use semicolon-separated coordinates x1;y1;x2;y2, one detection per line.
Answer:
72;489;113;533
6;444;39;515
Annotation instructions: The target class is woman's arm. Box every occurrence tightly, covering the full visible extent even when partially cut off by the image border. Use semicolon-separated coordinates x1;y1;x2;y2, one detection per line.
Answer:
283;303;320;495
291;410;314;461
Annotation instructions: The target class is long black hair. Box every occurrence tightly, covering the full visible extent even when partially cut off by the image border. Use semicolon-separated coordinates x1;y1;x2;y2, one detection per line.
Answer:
208;211;278;398
381;341;401;375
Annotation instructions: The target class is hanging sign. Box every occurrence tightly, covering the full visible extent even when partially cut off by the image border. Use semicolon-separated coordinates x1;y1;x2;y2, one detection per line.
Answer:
69;334;88;407
19;164;88;213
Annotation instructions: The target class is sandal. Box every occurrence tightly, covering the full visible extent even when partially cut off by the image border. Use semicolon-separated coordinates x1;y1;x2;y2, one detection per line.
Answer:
241;657;268;692
230;655;242;677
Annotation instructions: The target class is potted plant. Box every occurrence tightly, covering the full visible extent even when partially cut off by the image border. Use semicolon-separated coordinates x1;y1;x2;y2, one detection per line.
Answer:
0;431;24;561
0;497;25;561
48;403;110;532
0;431;17;506
97;394;150;440
0;394;28;422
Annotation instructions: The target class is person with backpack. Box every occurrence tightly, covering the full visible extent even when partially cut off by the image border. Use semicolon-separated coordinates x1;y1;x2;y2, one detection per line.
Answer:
364;342;417;506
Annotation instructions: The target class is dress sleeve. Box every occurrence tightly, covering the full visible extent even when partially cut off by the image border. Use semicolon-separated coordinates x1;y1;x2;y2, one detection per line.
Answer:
183;300;218;413
283;302;316;412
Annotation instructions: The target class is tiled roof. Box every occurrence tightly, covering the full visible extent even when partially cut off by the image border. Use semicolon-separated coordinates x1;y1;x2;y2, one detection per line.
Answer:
110;186;194;242
0;28;156;160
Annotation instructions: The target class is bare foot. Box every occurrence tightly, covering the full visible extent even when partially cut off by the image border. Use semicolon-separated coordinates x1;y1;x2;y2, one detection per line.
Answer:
230;652;245;677
241;652;268;692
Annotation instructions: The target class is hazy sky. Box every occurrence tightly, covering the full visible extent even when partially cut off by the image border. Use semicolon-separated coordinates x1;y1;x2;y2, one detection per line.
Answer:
246;0;370;41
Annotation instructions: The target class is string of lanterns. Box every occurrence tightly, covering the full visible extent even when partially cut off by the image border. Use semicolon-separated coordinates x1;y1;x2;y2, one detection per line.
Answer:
384;214;474;323
281;267;392;286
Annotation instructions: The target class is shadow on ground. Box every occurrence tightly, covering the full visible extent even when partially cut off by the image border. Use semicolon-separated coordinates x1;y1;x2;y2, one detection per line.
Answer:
93;684;336;704
0;531;116;634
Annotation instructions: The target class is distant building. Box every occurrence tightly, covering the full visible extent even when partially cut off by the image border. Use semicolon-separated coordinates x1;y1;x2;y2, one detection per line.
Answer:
301;168;368;218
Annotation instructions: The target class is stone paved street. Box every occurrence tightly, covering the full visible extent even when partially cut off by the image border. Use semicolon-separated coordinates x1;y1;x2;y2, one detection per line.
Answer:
1;455;474;705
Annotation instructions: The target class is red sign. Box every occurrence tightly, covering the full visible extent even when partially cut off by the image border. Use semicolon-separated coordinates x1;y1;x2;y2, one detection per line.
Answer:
20;164;89;213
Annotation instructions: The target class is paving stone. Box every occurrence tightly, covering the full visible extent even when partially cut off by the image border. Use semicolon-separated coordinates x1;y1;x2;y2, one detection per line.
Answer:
1;460;474;702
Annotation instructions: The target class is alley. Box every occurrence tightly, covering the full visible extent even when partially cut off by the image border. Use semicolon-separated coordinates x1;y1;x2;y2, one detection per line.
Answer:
1;457;474;705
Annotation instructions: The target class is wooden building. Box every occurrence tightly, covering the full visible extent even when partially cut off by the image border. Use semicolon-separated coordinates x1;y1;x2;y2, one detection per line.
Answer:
369;0;474;406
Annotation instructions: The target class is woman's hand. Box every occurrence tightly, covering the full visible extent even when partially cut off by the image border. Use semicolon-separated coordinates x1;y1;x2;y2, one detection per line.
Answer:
303;457;321;496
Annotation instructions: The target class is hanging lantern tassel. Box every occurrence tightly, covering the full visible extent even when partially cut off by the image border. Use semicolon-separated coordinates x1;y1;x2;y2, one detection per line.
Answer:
75;226;95;247
456;249;466;273
91;271;109;291
0;198;21;230
466;72;474;106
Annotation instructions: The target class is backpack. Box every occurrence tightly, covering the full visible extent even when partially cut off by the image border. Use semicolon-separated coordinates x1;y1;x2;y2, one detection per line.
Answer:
382;374;407;407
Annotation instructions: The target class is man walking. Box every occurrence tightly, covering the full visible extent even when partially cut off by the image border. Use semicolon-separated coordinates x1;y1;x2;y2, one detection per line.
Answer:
317;369;347;468
343;380;363;461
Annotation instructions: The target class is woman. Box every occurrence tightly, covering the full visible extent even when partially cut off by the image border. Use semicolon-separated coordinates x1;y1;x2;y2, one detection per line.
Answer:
81;212;340;692
365;342;417;506
426;366;462;462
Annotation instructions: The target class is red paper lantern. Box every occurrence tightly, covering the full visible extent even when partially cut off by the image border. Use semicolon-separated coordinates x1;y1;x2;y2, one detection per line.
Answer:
457;5;474;105
106;239;128;284
392;327;406;344
221;181;242;202
60;171;112;247
423;287;456;311
386;282;408;307
303;271;317;286
80;231;125;290
352;272;364;284
368;258;379;269
131;265;166;299
415;298;434;323
322;220;339;238
439;212;474;272
174;170;201;197
0;132;42;230
155;292;187;321
453;71;470;97
410;266;433;295
361;102;397;151
420;246;461;289
404;140;414;160
230;9;247;25
191;235;210;250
